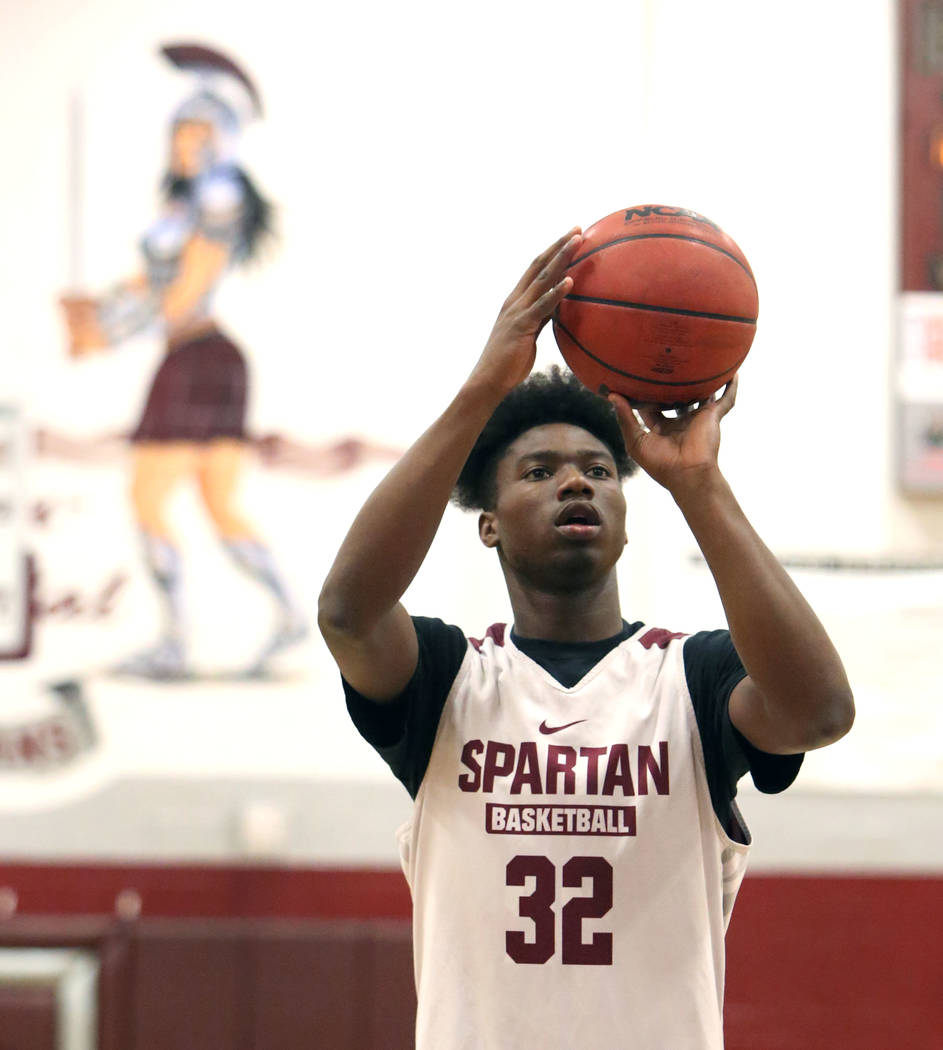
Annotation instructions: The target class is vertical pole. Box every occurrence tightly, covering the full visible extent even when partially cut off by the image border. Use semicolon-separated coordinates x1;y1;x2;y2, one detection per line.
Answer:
67;89;85;292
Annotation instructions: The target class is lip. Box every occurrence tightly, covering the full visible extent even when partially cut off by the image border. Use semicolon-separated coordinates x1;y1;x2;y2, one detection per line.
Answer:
554;501;601;528
555;523;601;541
554;501;602;540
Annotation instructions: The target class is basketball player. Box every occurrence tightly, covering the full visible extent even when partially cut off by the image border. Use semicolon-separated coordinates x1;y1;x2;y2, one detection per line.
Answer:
318;228;855;1048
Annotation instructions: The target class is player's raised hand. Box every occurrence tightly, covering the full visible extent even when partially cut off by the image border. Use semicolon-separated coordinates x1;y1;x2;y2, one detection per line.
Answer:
471;229;582;395
608;376;738;494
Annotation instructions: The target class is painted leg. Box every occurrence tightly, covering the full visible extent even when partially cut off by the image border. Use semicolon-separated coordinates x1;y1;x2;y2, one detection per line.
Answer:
222;537;309;674
199;440;308;675
115;532;188;678
116;444;194;678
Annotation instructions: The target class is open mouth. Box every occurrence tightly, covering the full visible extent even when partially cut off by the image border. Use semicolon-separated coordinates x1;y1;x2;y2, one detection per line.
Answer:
554;501;601;538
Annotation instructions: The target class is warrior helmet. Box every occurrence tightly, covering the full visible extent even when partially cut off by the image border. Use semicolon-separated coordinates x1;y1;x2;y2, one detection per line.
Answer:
162;43;263;163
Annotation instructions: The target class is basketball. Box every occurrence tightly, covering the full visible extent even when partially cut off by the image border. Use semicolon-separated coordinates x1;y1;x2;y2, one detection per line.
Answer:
552;205;758;405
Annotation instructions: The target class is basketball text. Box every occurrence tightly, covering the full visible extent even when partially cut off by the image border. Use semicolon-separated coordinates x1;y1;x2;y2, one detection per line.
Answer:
623;204;720;228
458;739;670;797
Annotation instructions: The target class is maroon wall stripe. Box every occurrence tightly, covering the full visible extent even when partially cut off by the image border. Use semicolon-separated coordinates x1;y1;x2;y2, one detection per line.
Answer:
0;862;412;919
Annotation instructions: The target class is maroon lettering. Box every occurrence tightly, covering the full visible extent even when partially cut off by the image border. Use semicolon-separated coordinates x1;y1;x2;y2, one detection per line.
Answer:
506;855;615;967
602;744;635;796
458;738;671;798
510;741;543;795
506;855;555;964
457;739;484;791
579;746;607;793
486;804;636;837
545;745;577;794
0;719;80;768
638;741;670;795
561;856;613;965
47;721;72;760
482;741;516;792
33;571;128;622
19;731;42;762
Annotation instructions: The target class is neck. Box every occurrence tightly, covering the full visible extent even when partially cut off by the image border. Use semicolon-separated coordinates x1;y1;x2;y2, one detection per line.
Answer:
505;570;624;642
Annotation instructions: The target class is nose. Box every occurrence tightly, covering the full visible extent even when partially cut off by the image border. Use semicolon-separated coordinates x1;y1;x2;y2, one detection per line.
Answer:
556;464;594;500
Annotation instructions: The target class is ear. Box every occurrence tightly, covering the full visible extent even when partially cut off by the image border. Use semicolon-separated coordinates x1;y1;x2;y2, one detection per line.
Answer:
479;511;500;549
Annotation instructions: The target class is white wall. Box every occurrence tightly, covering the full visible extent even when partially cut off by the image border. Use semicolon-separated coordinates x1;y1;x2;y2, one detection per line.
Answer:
1;0;940;864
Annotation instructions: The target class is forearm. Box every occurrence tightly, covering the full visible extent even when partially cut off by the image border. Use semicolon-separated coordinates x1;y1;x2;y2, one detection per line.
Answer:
95;280;159;344
673;470;854;742
318;374;506;636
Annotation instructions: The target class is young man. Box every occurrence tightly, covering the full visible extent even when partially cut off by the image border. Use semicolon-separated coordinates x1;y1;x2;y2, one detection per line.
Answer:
318;229;854;1049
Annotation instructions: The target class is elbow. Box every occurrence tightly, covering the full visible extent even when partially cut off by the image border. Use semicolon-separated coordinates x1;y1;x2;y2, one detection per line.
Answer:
317;584;351;641
317;580;371;644
808;683;856;749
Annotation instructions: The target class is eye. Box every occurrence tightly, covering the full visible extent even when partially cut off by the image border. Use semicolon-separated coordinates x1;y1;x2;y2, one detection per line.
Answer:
587;464;612;478
524;466;552;481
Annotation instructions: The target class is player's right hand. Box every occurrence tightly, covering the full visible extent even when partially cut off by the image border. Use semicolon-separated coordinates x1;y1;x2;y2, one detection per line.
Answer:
471;229;582;395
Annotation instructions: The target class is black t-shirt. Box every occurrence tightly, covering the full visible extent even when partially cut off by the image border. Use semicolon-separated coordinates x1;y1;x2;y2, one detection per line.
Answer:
345;617;803;839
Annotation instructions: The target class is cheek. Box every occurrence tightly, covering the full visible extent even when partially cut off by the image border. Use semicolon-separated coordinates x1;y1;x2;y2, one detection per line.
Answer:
490;500;545;551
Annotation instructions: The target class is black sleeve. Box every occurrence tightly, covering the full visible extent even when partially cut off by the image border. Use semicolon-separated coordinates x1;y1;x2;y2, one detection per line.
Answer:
343;616;468;798
683;630;804;821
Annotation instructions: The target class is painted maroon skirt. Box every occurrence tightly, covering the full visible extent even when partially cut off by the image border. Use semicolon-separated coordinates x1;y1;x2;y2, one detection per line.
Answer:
132;328;248;443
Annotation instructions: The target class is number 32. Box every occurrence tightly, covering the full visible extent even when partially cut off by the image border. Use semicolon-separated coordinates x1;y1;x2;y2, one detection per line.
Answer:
506;854;613;966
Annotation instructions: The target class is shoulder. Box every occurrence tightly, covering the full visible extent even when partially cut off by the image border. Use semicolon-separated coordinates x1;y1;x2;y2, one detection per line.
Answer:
468;623;508;652
636;625;688;651
194;166;247;222
344;616;470;798
412;615;470;670
682;628;745;685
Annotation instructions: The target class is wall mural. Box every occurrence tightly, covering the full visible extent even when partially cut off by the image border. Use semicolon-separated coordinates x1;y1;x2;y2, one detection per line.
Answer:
0;42;399;778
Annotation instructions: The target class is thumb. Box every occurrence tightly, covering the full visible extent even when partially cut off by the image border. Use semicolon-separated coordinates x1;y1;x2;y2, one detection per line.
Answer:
607;392;649;459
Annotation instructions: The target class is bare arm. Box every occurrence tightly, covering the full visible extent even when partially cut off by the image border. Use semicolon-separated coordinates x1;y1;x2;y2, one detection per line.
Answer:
59;234;228;354
318;229;583;702
161;234;228;328
610;379;854;754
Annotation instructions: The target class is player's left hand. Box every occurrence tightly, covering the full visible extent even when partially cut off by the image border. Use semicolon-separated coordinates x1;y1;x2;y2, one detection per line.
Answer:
607;375;738;494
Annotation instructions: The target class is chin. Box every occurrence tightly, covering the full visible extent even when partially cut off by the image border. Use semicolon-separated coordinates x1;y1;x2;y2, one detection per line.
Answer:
536;552;618;594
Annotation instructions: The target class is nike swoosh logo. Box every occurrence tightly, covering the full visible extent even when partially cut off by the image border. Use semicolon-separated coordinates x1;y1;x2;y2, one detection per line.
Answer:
538;718;587;735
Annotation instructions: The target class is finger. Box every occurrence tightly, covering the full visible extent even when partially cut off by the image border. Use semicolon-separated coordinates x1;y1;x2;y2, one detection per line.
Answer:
525;275;573;329
607;392;650;458
713;374;739;419
634;403;669;433
522;231;583;307
508;228;582;304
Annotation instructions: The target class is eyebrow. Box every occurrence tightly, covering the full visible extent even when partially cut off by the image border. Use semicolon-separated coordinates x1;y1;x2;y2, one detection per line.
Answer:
516;448;615;465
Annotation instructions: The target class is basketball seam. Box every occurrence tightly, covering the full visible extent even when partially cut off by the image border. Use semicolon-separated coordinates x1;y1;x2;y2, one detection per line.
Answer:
552;318;750;389
563;293;757;325
567;233;757;287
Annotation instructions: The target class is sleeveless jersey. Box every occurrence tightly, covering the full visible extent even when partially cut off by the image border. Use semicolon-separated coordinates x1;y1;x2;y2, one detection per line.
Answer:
396;622;750;1050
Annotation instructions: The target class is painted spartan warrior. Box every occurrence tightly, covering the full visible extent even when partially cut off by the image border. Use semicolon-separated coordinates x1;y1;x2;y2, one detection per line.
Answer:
59;44;307;679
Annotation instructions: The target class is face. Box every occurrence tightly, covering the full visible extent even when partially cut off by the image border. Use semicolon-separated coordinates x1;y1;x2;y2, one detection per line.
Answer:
169;120;215;177
479;423;627;594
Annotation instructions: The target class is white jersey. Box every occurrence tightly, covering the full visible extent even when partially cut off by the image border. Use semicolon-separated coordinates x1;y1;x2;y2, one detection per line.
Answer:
396;623;751;1050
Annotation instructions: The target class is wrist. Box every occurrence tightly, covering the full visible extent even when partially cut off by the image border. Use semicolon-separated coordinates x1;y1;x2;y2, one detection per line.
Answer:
666;465;731;511
460;364;520;411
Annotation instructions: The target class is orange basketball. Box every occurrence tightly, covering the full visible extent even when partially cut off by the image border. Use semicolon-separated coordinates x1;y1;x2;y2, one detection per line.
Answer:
552;205;758;405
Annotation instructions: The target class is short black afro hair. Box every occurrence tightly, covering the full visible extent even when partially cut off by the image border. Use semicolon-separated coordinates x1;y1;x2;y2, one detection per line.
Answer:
452;366;637;511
